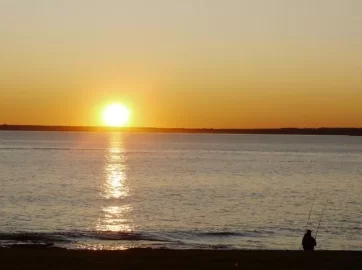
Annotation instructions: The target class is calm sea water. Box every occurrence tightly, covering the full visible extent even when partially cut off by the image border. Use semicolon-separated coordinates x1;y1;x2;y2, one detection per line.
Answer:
0;131;361;250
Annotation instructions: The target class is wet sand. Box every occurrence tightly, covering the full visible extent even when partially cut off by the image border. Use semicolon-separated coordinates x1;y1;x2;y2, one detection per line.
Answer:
0;247;361;269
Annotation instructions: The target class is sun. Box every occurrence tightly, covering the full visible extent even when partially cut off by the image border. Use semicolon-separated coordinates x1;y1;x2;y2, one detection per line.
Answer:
103;104;131;127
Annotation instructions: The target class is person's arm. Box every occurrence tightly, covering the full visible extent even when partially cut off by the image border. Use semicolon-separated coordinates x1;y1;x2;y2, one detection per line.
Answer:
313;238;317;246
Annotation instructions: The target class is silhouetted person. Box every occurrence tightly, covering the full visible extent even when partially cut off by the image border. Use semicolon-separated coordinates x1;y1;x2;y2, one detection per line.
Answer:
302;230;317;251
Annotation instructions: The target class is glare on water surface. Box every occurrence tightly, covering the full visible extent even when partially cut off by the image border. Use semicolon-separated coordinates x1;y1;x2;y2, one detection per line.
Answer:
97;134;134;233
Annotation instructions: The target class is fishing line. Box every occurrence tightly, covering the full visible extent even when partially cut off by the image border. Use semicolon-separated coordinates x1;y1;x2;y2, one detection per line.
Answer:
305;185;321;232
315;200;328;240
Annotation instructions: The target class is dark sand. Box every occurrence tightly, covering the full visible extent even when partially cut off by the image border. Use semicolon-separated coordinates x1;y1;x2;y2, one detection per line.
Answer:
1;247;361;270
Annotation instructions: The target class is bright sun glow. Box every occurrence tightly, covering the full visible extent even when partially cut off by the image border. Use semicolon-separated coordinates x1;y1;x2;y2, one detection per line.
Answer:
103;104;131;127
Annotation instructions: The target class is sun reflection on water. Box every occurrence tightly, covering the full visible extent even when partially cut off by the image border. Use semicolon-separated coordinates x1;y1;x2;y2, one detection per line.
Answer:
104;164;128;199
97;205;133;232
97;134;134;233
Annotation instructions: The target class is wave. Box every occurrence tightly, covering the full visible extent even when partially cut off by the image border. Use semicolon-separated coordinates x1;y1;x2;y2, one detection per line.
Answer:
0;230;269;249
0;230;251;241
198;232;245;237
0;231;168;244
0;232;71;243
74;231;165;242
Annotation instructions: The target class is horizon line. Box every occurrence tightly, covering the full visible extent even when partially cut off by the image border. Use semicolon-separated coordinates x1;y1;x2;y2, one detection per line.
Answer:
1;124;362;136
2;124;362;129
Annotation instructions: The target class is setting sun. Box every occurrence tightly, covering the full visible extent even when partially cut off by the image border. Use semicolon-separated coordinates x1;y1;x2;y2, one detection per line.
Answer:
103;104;131;127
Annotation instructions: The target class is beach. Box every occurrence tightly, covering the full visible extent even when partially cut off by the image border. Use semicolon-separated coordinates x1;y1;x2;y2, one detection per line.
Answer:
1;247;361;270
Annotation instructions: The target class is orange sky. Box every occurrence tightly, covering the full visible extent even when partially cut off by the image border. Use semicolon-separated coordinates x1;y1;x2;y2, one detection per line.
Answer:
1;0;361;128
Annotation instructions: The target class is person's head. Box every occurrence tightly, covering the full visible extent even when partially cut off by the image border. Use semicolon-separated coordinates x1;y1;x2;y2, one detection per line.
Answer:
307;229;312;235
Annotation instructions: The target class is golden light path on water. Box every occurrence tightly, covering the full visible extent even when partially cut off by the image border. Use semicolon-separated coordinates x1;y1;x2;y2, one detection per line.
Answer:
96;133;134;234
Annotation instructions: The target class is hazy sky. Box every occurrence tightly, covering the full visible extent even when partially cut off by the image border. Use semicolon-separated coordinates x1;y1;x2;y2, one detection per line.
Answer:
1;0;361;128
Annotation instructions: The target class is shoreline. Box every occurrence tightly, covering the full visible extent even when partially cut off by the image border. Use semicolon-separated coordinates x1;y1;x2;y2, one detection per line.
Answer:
1;125;362;136
1;247;361;269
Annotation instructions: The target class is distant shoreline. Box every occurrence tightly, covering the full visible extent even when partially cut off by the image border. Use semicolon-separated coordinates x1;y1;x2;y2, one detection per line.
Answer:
1;125;362;136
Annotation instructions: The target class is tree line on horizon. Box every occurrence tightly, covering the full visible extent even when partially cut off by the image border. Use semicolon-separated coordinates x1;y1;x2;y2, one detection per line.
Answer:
1;124;362;136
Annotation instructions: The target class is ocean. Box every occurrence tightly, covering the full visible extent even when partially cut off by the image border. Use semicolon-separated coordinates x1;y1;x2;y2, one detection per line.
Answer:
0;131;361;250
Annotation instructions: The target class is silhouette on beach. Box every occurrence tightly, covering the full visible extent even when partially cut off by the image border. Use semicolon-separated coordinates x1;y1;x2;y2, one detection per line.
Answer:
302;230;317;251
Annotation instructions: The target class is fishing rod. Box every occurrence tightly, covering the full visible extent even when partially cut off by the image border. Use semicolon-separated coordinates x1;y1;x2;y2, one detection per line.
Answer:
305;185;321;232
315;200;328;240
